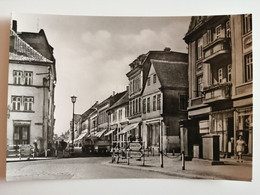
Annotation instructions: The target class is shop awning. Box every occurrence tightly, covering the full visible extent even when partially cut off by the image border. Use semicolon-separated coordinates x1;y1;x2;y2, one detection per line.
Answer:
118;123;138;135
74;132;88;142
104;129;116;136
95;129;107;138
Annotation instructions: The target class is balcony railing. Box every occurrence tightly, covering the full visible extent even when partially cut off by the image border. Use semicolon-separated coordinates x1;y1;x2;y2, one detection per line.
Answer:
203;82;232;104
203;38;231;63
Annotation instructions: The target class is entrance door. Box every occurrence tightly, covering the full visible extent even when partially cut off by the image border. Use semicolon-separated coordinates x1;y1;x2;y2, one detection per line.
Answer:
13;125;30;145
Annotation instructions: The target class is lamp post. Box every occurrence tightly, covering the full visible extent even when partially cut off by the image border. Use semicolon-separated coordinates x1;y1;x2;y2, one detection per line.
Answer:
70;95;77;154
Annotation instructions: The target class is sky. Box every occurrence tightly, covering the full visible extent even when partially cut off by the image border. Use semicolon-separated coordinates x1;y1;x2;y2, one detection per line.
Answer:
11;13;191;136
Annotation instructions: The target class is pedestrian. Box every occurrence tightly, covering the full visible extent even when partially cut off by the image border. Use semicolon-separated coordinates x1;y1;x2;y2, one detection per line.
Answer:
236;135;247;162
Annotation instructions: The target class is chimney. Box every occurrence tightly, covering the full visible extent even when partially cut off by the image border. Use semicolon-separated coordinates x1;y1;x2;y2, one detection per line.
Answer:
164;47;171;52
12;20;17;33
126;86;129;91
113;91;115;96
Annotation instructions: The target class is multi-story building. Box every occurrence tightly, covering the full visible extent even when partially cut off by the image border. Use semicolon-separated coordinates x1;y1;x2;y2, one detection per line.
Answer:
7;21;56;152
125;48;189;143
106;90;129;146
183;14;252;158
230;14;252;155
141;59;188;153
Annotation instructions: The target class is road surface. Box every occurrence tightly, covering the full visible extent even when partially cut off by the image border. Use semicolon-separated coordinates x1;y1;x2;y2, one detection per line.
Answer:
6;157;179;181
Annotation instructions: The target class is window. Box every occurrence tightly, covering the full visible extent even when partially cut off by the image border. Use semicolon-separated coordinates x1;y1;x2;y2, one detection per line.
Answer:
179;95;188;110
226;21;231;38
153;95;156;111
24;71;33;85
129;101;132;116
218;68;223;83
135;99;138;114
138;97;141;113
245;53;253;82
133;100;136;114
125;105;129;117
243;14;252;34
13;70;23;85
157;94;161;110
215;25;221;39
11;96;22;111
197;37;203;59
13;126;30;145
24;97;34;111
207;30;212;45
119;109;122;121
147;77;150;86
153;74;157;83
113;110;117;121
196;76;203;97
147;97;150;113
227;64;232;82
143;99;146;114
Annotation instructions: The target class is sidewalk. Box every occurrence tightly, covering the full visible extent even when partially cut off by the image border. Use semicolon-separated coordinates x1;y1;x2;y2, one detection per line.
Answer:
104;154;252;181
6;157;55;163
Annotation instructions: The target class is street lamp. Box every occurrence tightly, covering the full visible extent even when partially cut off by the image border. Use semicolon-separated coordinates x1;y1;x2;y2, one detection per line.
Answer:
70;95;77;154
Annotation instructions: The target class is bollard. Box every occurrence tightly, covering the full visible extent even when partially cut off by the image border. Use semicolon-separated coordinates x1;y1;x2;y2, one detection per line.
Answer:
142;148;145;166
127;149;130;165
182;151;185;170
45;149;47;157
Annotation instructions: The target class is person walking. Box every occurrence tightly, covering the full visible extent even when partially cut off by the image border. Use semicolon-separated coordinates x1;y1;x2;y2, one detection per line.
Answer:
236;135;247;162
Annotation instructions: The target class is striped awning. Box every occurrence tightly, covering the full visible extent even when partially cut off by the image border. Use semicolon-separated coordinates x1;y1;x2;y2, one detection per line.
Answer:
118;123;138;135
95;129;107;138
74;132;88;142
104;129;116;136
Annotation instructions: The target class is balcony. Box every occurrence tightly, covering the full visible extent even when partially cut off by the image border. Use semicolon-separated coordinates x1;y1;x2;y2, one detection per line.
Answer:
203;82;232;104
203;38;231;64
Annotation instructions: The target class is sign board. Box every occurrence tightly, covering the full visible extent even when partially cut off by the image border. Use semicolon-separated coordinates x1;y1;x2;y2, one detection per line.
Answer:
129;142;143;158
20;145;33;156
199;120;209;134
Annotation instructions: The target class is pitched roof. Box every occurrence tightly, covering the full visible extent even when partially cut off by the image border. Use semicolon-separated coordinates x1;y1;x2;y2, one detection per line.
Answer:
9;29;53;63
151;59;188;88
108;90;128;111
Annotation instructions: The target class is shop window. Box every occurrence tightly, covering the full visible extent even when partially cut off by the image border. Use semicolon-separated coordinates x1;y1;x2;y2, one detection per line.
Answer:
13;126;30;145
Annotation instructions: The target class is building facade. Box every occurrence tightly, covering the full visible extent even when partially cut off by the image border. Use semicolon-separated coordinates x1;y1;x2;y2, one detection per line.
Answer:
106;90;129;146
184;15;253;158
231;14;253;155
125;49;189;143
141;59;188;153
7;21;56;152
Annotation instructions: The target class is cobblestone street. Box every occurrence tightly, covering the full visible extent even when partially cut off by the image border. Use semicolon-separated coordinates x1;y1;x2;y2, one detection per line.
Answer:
6;157;179;181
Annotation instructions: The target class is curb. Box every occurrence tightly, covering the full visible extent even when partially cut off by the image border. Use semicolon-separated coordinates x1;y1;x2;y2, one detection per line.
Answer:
102;161;218;180
6;157;55;163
